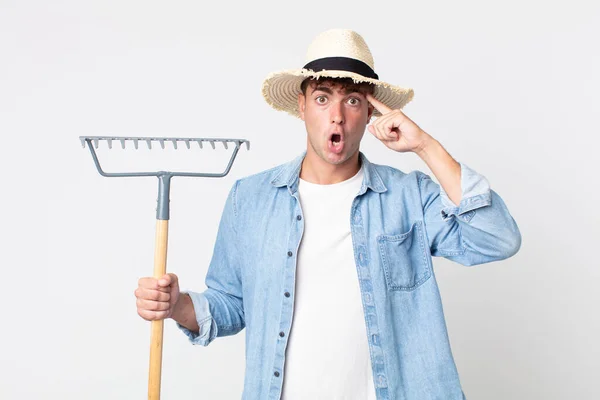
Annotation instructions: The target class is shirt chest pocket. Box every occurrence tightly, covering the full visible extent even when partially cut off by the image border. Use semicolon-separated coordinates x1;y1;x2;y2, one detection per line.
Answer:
377;221;432;291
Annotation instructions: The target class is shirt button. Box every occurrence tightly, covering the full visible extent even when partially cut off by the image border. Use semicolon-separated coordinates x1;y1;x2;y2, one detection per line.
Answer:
287;251;293;257
279;331;285;337
296;215;302;220
274;371;280;377
284;292;290;297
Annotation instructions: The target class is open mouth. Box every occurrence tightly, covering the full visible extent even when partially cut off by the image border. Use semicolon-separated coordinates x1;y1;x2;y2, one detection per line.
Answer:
331;133;341;146
328;133;344;154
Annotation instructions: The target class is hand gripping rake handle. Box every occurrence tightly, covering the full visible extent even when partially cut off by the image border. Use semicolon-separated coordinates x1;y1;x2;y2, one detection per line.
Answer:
80;136;249;400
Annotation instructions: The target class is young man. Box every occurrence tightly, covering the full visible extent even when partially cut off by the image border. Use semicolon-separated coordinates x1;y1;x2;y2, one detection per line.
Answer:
135;29;521;399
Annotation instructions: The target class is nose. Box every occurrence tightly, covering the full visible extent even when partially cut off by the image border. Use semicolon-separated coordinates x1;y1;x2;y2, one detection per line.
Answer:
330;101;344;125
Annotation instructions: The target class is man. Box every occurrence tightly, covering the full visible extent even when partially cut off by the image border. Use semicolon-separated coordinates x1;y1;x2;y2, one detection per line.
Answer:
135;29;521;399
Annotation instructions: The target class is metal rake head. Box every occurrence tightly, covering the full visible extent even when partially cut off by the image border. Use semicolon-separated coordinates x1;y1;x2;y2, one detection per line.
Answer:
79;135;250;178
80;136;250;151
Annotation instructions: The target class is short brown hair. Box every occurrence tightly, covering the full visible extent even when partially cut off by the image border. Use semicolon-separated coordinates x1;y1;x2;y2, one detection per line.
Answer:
300;77;375;96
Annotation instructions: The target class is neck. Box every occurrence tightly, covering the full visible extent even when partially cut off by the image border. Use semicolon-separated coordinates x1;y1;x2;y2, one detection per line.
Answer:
299;149;361;185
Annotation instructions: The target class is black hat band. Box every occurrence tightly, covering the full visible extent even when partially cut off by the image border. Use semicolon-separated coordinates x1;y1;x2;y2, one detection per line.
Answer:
303;57;379;80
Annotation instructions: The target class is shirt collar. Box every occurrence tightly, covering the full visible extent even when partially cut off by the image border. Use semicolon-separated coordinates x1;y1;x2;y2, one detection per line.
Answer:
270;151;387;195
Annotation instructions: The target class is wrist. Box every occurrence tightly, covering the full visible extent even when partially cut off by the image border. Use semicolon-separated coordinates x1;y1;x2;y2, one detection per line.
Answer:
170;292;187;320
414;132;436;160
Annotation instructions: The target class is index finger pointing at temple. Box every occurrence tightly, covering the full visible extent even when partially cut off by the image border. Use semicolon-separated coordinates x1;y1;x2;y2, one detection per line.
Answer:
366;93;392;115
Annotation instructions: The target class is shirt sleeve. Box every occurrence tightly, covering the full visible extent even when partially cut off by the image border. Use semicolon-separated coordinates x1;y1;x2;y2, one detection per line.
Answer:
418;162;521;266
438;162;493;220
175;180;246;346
175;290;218;346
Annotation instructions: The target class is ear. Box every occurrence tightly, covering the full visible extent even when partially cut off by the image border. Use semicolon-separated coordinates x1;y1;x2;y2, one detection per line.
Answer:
297;93;306;121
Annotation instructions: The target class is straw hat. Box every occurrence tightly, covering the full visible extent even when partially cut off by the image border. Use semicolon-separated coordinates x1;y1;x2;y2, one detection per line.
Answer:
261;29;414;118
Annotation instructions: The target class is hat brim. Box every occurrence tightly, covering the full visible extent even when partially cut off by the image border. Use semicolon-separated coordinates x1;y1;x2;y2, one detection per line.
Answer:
261;68;414;118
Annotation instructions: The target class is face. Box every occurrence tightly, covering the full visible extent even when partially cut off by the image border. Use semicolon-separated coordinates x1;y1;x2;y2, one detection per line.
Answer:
298;80;374;167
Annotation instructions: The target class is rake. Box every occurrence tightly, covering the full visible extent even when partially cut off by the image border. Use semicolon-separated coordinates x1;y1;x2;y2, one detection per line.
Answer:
79;135;250;400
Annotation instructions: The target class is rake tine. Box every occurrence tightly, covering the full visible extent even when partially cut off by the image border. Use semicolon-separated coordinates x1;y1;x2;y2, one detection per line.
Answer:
196;139;203;149
171;139;177;149
210;140;215;150
120;139;126;149
159;139;165;149
184;139;190;149
222;140;228;150
107;139;113;149
93;139;99;149
133;139;139;149
80;138;86;148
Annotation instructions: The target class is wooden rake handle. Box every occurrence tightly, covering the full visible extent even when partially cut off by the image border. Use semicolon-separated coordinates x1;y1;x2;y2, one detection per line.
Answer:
149;219;169;400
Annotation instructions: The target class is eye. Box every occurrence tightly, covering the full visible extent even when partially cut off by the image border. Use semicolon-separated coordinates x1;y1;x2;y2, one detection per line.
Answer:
347;97;360;106
316;96;327;104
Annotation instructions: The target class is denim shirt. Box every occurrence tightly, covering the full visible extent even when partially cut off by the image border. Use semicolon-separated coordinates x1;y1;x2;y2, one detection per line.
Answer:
177;151;521;400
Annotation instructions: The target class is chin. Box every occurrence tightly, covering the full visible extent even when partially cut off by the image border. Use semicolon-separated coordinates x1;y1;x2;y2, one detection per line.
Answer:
324;151;353;165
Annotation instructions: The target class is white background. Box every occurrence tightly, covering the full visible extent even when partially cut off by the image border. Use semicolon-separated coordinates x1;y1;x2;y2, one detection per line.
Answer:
1;0;599;399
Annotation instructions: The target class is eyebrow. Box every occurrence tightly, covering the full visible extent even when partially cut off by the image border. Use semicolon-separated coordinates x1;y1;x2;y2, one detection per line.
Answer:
313;86;333;94
312;86;363;96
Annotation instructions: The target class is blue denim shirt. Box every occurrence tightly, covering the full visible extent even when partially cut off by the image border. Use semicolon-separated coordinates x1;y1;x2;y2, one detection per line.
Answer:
177;151;521;400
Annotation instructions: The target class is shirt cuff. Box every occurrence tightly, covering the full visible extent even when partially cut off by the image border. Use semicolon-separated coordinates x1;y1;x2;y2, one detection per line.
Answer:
439;162;492;222
175;290;218;346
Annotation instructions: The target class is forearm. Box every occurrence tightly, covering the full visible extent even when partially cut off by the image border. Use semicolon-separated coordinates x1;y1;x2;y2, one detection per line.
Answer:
170;293;199;333
415;134;461;206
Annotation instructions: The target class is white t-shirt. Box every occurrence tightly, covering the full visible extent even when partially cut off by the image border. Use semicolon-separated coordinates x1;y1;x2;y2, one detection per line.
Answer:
281;165;377;400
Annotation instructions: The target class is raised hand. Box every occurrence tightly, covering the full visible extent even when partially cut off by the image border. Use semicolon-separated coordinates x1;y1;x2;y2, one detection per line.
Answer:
366;93;430;154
